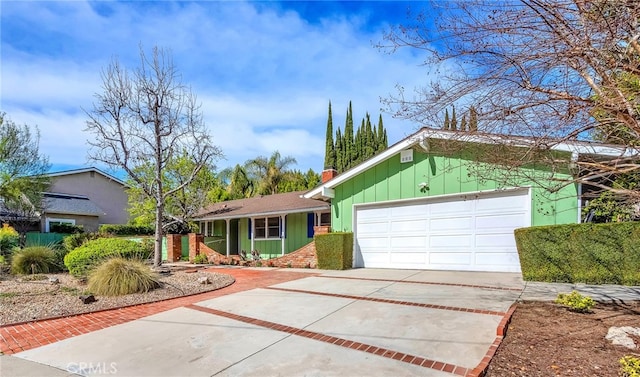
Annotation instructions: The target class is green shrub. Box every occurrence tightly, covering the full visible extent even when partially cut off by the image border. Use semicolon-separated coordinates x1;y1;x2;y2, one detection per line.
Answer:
554;291;595;313
50;223;84;234
0;255;9;274
99;224;154;236
64;238;153;277
0;224;19;257
515;222;640;285
192;253;208;264
11;246;58;275
315;232;353;270
63;232;102;252
88;258;160;296
620;355;640;377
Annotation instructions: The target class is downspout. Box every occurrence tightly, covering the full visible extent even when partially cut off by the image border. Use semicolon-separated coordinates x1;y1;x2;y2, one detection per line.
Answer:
225;218;230;257
281;214;286;256
250;217;255;253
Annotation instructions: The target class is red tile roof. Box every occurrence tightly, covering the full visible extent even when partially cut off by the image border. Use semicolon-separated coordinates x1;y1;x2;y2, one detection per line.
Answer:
194;191;330;220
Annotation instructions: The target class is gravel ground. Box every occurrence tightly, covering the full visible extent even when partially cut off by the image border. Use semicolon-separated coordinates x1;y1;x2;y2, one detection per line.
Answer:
0;269;234;325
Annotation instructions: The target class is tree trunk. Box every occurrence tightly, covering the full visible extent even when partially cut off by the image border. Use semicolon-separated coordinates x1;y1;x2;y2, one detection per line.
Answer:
154;200;163;267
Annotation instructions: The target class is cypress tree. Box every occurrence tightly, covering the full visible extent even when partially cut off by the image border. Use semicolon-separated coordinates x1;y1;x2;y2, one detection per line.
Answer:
354;124;362;165
469;106;478;132
323;101;336;169
444;109;450;130
365;113;374;159
344;102;354;171
335;128;344;173
451;106;457;131
377;115;386;152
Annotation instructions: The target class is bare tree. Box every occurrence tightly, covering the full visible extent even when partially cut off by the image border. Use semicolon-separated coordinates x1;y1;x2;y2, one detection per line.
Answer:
85;46;222;267
380;0;640;198
0;113;50;237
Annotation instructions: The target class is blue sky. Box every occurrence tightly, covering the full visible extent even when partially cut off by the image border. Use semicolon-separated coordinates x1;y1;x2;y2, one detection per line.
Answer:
1;1;434;176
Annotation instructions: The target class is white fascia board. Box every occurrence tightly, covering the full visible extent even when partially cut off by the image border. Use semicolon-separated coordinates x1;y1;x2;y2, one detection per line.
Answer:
195;206;330;221
46;167;128;186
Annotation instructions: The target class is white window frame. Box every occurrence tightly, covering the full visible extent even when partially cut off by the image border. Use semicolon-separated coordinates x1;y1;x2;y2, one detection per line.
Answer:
45;218;76;233
317;211;331;226
254;216;281;240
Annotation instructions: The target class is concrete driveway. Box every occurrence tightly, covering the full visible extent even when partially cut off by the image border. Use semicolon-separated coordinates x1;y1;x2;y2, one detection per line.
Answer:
6;268;524;377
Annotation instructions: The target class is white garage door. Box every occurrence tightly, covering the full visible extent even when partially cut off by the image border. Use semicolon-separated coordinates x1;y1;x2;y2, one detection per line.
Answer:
354;189;530;272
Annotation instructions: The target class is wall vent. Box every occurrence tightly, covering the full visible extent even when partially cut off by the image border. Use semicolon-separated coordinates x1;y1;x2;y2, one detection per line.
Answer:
400;149;413;163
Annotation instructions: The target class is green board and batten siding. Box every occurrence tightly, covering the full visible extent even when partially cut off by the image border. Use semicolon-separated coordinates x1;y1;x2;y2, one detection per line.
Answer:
206;213;314;259
331;149;579;232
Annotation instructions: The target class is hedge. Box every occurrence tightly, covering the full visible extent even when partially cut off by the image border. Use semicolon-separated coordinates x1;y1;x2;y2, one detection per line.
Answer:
99;224;155;236
515;222;640;285
315;232;353;270
64;238;153;277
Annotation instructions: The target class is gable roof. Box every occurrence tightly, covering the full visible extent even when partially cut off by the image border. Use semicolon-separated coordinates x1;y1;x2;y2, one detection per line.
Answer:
194;191;330;221
304;127;637;200
43;192;106;217
46;167;127;186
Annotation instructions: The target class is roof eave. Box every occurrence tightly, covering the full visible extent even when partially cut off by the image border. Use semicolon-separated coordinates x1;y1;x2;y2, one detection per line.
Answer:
304;128;639;200
194;205;330;221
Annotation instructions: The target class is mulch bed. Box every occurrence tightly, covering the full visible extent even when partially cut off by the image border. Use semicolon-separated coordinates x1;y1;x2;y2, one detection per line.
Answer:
486;301;640;377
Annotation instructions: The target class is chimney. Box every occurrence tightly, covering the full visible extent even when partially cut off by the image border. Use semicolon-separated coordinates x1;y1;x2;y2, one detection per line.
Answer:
321;169;338;183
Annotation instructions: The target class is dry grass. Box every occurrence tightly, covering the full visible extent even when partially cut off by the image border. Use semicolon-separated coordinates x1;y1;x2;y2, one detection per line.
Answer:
88;258;160;296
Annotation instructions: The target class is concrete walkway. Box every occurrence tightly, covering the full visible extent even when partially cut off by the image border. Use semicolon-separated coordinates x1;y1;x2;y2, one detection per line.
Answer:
1;267;639;377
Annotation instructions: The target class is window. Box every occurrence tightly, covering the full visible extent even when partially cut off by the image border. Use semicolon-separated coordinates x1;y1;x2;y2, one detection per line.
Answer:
268;217;280;238
319;212;331;226
254;217;282;239
45;218;75;233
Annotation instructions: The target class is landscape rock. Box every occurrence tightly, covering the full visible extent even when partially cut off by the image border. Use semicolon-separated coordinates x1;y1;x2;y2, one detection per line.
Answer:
605;326;640;349
198;276;211;285
79;294;96;304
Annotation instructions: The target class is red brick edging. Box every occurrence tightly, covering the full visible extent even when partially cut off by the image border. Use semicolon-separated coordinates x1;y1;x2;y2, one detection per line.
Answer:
266;286;507;316
320;275;523;292
469;303;518;377
186;303;470;376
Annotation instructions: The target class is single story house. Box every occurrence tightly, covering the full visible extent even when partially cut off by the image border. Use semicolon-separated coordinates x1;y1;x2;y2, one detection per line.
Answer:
42;167;130;232
304;128;631;272
194;191;330;259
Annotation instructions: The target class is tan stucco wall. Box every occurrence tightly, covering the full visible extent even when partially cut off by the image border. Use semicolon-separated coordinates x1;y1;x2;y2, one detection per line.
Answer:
49;171;130;225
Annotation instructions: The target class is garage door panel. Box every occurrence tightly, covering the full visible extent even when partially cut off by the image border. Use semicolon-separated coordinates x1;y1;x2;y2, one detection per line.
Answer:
362;252;390;265
390;252;427;264
430;200;473;214
475;233;516;248
429;252;472;265
390;219;427;233
475;193;527;211
476;214;527;229
357;221;390;234
429;217;474;231
390;235;427;248
430;234;473;248
390;204;428;217
475;252;521;266
357;208;389;220
355;189;529;272
357;237;389;249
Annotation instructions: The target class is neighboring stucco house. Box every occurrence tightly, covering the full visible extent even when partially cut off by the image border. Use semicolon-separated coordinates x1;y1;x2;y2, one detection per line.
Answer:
304;128;630;273
194;191;330;259
42;168;130;232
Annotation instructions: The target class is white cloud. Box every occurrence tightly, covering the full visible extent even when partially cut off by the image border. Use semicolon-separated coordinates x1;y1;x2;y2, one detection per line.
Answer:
1;0;432;174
